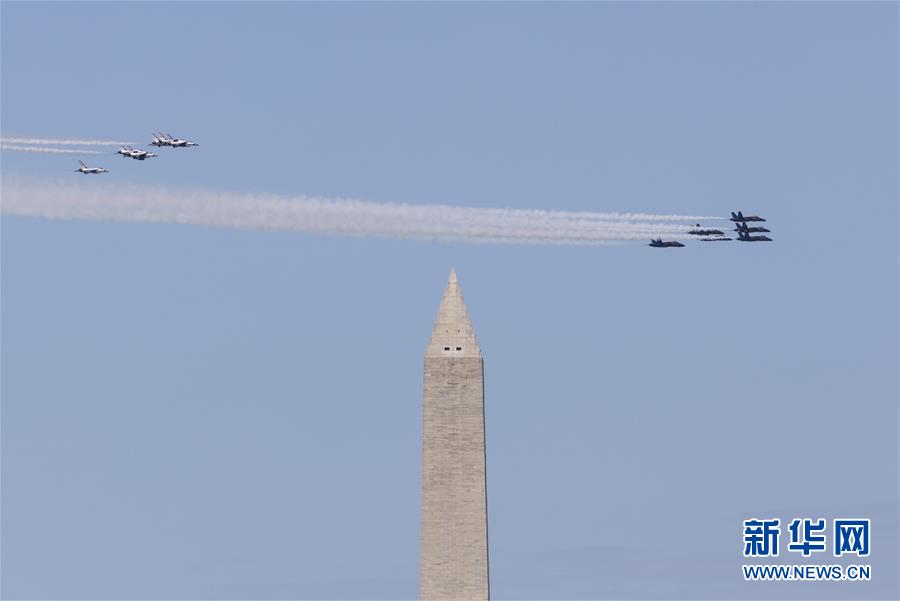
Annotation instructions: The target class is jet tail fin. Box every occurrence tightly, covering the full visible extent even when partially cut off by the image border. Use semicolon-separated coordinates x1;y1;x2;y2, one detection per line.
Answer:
79;160;86;167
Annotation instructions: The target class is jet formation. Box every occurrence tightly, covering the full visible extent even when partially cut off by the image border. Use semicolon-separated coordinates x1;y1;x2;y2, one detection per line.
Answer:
71;144;775;251
75;131;198;173
650;211;773;248
731;210;772;242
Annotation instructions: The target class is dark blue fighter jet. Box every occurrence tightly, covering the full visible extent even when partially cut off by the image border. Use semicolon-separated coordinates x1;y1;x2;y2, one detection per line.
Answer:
649;238;685;248
734;222;771;234
730;211;766;222
736;231;773;242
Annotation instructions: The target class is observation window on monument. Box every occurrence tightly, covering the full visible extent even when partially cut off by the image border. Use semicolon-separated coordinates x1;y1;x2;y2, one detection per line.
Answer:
456;347;462;351
443;346;450;351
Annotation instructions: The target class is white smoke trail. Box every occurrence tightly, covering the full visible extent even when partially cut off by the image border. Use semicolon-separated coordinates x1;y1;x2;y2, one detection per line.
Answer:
469;207;721;223
1;144;104;155
1;178;715;245
1;136;134;146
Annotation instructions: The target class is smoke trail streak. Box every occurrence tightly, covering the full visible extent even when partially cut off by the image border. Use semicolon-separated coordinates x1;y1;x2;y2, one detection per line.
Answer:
2;178;713;245
1;136;134;146
1;144;104;155
464;207;721;223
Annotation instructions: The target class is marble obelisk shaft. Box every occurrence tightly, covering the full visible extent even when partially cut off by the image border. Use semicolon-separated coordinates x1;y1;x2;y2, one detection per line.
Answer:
420;270;489;601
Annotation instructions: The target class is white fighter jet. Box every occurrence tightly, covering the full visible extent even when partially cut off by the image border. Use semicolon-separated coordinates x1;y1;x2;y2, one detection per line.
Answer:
150;133;171;147
117;145;158;160
75;160;109;174
151;132;198;148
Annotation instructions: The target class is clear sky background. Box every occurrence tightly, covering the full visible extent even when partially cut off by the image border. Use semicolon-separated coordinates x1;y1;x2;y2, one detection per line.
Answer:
2;2;897;599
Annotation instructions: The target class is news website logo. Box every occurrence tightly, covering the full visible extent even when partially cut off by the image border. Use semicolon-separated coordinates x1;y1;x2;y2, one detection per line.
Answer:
742;518;871;582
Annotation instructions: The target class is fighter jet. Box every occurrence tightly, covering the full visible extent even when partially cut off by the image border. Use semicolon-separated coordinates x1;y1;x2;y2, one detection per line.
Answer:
74;160;109;174
649;238;685;248
129;147;158;159
736;231;772;242
700;237;732;242
734;223;770;234
164;132;198;148
149;132;198;148
150;133;171;147
689;228;725;236
730;211;766;222
117;146;158;160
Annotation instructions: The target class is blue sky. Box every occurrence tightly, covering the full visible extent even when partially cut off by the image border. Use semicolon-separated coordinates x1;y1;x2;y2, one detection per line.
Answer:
2;2;897;599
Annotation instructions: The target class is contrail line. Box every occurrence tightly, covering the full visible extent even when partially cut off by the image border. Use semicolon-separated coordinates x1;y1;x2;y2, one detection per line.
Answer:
1;144;104;155
1;136;134;146
2;178;721;246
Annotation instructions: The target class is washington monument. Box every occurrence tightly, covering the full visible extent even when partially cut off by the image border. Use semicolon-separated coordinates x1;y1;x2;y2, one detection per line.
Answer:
420;270;490;600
